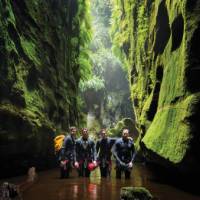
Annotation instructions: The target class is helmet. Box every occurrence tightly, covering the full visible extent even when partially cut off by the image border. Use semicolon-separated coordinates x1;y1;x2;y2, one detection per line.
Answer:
87;162;96;171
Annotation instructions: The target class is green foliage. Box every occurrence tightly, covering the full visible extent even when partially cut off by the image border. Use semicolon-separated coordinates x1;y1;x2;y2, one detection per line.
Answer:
91;0;112;26
79;75;105;92
75;0;93;81
91;48;122;76
88;118;101;139
20;37;41;65
108;118;135;137
90;23;111;50
110;0;134;71
78;0;133;129
78;49;92;80
79;0;122;92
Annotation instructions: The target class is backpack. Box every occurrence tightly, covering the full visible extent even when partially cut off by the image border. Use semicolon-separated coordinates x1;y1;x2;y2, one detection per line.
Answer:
54;135;65;154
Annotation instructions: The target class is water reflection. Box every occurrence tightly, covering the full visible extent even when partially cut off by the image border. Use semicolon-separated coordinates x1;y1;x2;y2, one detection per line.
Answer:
68;170;114;200
133;164;148;187
71;179;99;199
22;164;200;200
72;185;78;198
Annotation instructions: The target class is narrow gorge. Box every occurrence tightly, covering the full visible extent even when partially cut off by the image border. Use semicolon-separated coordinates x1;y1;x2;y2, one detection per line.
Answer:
0;0;200;199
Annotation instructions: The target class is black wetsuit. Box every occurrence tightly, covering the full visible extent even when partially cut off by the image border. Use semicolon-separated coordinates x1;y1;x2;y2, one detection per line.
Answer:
112;138;135;179
96;137;116;177
60;135;76;178
76;137;96;177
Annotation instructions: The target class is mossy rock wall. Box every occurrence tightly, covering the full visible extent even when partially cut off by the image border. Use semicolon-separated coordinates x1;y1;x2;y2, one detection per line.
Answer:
0;0;83;177
108;118;138;139
111;0;200;172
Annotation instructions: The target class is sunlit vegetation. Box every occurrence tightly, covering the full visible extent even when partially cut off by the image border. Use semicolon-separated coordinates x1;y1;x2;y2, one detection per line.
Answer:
78;0;133;131
110;0;200;169
76;0;93;81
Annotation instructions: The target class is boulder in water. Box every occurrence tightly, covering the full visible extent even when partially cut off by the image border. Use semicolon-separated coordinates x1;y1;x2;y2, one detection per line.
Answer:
120;187;154;200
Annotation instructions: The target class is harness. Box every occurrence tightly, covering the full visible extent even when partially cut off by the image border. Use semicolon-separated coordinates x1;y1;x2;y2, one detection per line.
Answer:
77;138;94;163
117;139;134;163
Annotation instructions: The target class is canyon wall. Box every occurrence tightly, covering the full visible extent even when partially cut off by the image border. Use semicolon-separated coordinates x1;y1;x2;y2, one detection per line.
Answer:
0;0;87;177
111;0;200;173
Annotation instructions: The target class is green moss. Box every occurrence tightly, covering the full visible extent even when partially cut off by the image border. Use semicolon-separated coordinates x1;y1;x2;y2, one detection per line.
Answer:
0;0;92;175
120;187;153;200
108;118;135;137
75;0;92;80
20;37;41;65
88;118;101;138
110;0;200;166
142;95;197;163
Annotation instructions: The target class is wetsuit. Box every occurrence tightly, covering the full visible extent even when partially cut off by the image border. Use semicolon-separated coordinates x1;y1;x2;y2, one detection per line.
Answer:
76;137;96;177
60;135;76;178
96;137;116;177
112;138;136;179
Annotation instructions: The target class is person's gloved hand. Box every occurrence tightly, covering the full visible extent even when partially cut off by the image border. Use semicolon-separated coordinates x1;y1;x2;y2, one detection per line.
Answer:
60;160;67;165
60;160;68;170
128;136;133;141
128;162;133;168
74;161;79;169
93;160;97;167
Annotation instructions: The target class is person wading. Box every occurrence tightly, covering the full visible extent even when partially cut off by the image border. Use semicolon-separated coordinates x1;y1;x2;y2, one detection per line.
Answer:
76;128;97;177
96;129;116;178
112;128;136;179
60;126;78;178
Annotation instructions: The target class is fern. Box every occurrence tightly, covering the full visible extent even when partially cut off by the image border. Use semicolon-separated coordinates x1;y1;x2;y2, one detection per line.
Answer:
79;75;105;92
73;0;93;81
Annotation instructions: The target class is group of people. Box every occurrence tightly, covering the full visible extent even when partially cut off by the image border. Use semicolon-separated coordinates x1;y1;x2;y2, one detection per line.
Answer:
58;126;136;179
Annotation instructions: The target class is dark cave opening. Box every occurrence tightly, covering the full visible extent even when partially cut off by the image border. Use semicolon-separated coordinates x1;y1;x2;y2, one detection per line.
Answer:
153;0;171;58
26;67;39;90
171;14;184;52
186;23;200;92
130;67;136;85
186;0;198;11
147;66;163;121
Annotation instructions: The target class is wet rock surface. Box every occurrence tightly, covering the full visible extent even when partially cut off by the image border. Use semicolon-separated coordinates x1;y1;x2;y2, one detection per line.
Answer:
111;0;200;173
0;0;81;177
120;187;153;200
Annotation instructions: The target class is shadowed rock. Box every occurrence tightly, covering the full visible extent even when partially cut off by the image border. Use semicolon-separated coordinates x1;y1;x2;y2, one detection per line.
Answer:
120;187;154;200
0;0;83;177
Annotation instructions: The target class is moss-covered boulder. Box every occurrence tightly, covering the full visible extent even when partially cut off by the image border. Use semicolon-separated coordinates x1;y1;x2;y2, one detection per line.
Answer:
111;0;200;172
120;187;154;200
0;0;90;177
108;118;137;138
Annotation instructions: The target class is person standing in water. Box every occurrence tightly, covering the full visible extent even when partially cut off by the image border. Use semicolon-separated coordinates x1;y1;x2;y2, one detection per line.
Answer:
112;128;136;179
60;126;78;178
96;129;116;178
76;128;97;177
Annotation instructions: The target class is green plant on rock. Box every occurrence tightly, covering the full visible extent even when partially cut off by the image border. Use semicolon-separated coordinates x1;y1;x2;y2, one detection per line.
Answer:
79;75;105;92
75;0;93;81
